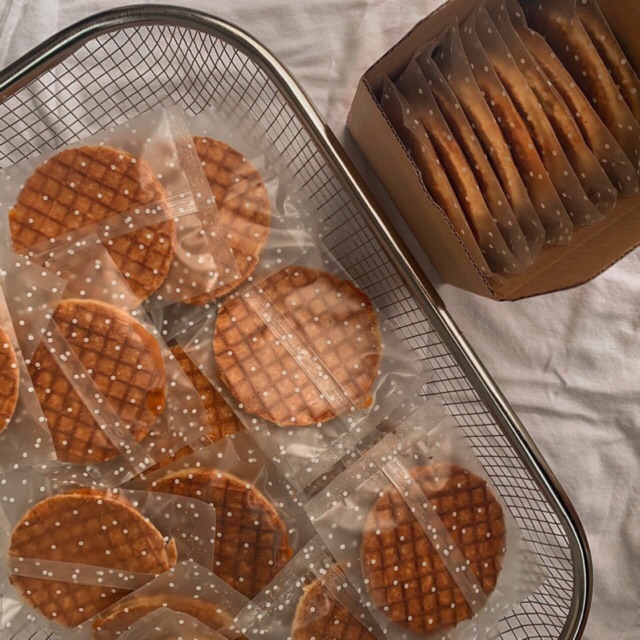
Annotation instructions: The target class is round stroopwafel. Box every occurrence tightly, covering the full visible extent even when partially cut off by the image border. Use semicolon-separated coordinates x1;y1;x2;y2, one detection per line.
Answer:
93;593;233;639
292;577;378;640
361;462;506;635
28;298;167;464
0;326;19;434
8;491;177;628
213;266;382;427
152;468;293;598
9;145;174;301
188;137;271;303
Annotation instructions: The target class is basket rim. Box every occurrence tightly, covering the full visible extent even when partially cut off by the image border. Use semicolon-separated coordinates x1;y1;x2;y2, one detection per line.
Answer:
0;5;592;638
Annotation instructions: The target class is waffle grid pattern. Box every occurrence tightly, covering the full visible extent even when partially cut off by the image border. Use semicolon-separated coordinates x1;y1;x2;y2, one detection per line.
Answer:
214;266;381;426
362;463;506;635
29;299;165;463
153;469;292;598
9;493;175;628
0;326;19;432
9;145;174;300
190;136;271;302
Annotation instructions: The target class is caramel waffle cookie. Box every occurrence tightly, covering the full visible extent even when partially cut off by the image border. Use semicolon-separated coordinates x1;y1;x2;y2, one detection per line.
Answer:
214;265;382;427
152;468;293;598
8;145;174;300
0;325;19;434
189;137;271;303
29;298;167;464
8;491;177;628
93;593;232;639
361;462;506;635
292;577;377;640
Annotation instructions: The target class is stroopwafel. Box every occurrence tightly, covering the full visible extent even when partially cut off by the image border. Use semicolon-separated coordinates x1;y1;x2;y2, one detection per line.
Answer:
29;298;166;464
213;266;382;426
361;462;506;635
152;468;293;598
0;325;19;434
9;145;174;300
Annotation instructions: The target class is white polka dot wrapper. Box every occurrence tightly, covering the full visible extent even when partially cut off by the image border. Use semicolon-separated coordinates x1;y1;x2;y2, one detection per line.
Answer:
305;403;543;640
0;466;216;635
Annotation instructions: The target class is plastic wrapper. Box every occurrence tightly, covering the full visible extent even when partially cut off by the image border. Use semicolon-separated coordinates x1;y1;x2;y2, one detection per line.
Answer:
27;236;210;484
576;0;640;122
0;107;238;310
172;245;434;490
504;0;640;195
306;404;544;640
117;608;227;640
484;1;617;218
129;431;316;600
396;60;530;272
0;467;216;635
235;536;385;640
415;48;545;260
524;0;640;174
92;560;249;640
378;78;493;278
433;24;574;244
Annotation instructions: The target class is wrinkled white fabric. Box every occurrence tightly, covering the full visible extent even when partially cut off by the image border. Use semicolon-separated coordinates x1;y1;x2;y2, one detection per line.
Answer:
1;0;637;637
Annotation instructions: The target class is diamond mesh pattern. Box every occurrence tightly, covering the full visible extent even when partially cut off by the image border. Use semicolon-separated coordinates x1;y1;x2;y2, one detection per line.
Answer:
153;469;293;598
0;325;19;433
362;463;506;635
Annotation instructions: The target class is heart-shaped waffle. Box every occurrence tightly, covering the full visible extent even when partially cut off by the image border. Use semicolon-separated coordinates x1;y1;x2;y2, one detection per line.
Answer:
152;468;293;598
0;325;19;434
8;490;177;628
28;298;166;464
9;145;174;300
213;266;381;426
361;462;506;635
188;137;271;303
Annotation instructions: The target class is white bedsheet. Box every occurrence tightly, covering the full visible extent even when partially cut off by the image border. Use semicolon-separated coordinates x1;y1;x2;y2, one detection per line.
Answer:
1;0;637;637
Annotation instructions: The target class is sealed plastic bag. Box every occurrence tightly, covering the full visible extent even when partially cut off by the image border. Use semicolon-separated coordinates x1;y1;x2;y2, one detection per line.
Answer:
415;48;545;259
235;536;385;640
0;467;216;634
175;245;433;489
433;24;573;244
379;78;494;278
130;431;316;600
306;404;543;639
0;107;237;310
28;236;209;483
117;608;227;640
0;284;56;473
93;560;249;640
483;1;617;218
504;0;640;195
524;0;640;173
396;59;531;271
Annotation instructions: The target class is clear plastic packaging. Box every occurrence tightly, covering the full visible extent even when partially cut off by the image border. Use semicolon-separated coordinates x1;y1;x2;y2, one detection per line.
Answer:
306;404;544;640
396;60;531;272
173;245;433;490
524;0;640;174
0;107;237;310
414;47;546;260
483;1;617;218
129;431;316;600
433;23;574;244
504;0;640;195
28;236;210;483
234;536;385;640
92;560;249;640
0;467;216;635
116;608;227;640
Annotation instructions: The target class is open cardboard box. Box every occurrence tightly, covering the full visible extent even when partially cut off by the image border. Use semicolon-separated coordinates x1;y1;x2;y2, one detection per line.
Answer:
347;0;640;300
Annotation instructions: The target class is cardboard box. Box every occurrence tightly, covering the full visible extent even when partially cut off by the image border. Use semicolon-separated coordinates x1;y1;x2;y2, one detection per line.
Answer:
347;0;640;300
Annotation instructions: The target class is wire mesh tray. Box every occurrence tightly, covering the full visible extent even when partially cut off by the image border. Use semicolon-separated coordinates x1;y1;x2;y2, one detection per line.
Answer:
0;5;591;639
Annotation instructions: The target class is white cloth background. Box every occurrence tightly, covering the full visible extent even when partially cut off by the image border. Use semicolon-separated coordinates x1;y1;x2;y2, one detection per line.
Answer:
1;0;637;637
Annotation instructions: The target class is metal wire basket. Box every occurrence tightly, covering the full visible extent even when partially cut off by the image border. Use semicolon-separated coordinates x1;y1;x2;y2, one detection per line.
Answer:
0;5;591;639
